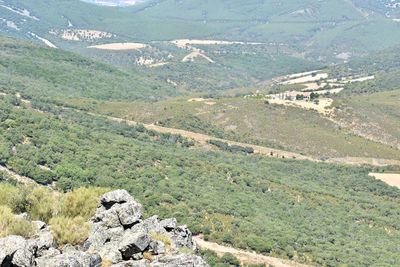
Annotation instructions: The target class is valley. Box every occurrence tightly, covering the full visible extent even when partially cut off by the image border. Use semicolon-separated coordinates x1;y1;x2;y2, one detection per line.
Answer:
1;1;400;266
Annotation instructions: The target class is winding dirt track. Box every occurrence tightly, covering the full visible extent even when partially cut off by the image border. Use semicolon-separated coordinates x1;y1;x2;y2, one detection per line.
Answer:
194;236;313;267
98;114;312;161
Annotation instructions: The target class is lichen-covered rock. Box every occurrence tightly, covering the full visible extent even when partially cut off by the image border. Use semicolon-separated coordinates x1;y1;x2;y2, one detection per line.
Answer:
101;190;135;207
0;190;209;267
169;225;196;250
160;218;177;231
33;229;58;257
119;226;151;260
110;259;150;267
35;251;102;267
0;235;37;267
151;254;209;267
149;240;166;255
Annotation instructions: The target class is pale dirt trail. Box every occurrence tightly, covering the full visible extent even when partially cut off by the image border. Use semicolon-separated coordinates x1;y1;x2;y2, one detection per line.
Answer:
98;114;311;161
0;165;38;185
94;113;400;167
194;236;313;267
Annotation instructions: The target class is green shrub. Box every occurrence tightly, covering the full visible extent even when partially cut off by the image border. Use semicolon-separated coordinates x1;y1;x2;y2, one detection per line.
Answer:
0;205;36;238
27;186;54;223
49;215;91;245
59;187;109;220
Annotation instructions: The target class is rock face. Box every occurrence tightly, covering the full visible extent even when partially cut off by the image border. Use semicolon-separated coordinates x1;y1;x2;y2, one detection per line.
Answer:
0;190;209;267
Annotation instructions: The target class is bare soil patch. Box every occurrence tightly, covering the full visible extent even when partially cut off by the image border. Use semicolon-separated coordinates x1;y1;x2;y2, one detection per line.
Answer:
88;42;146;50
369;173;400;189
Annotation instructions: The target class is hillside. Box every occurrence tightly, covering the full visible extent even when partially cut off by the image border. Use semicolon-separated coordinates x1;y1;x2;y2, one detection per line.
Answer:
0;36;175;101
1;0;400;60
2;36;400;266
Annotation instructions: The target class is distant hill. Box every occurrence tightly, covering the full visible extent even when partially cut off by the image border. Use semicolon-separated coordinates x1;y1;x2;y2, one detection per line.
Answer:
1;0;400;61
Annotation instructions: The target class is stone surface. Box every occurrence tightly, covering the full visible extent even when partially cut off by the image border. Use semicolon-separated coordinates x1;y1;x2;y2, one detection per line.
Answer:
151;254;209;267
169;225;196;250
119;226;151;259
0;190;209;267
33;229;58;257
35;251;102;267
32;220;47;230
110;259;150;267
160;218;177;231
0;235;37;267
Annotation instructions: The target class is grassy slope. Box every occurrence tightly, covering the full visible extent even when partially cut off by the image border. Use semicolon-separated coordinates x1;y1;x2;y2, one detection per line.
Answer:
0;36;175;101
68;97;400;160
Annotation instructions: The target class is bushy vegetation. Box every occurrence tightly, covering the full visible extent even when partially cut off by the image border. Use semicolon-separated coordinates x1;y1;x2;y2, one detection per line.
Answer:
208;140;254;154
2;94;400;266
0;181;109;245
0;36;175;101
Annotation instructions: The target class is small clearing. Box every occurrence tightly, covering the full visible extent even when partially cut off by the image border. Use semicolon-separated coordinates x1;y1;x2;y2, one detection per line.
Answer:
147;62;170;68
327;157;400;167
268;98;333;115
182;52;215;63
369;173;400;189
88;42;147;50
287;70;322;79
29;33;57;48
281;73;328;85
194;236;312;267
171;39;263;49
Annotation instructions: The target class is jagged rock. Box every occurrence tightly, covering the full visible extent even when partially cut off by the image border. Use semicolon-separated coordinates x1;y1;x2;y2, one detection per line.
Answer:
61;244;77;253
33;229;58;257
15;212;31;222
119;225;151;260
110;259;150;267
101;190;135;207
151;254;209;267
98;241;123;264
32;220;46;230
35;251;102;267
149;240;166;255
0;190;209;267
169;225;196;250
0;235;37;267
86;224;124;251
142;216;167;235
160;218;177;231
38;247;60;258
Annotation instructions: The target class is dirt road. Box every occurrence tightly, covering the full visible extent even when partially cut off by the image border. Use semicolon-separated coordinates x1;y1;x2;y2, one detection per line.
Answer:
194;236;313;267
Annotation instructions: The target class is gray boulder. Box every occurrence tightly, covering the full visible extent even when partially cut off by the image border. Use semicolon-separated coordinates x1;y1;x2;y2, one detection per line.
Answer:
142;216;167;235
33;229;58;257
0;235;37;267
160;218;177;231
110;259;150;267
101;190;135;207
32;221;46;231
169;225;197;250
35;251;102;267
119;226;151;260
151;254;209;267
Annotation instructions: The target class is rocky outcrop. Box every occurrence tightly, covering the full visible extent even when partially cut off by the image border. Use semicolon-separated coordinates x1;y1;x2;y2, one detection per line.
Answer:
0;190;209;267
